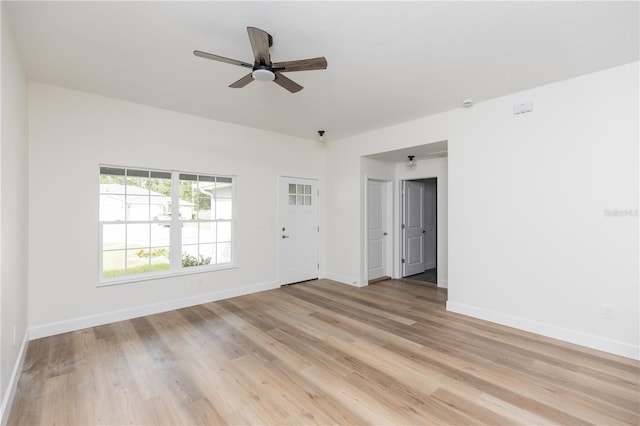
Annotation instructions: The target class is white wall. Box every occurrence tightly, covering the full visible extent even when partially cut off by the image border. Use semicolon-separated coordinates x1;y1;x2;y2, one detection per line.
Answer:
325;62;639;359
0;4;30;421
28;83;326;335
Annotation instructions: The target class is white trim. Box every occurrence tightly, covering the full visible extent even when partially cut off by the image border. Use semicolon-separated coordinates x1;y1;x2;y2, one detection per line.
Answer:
30;280;279;340
0;330;29;426
446;301;639;360
437;278;448;289
325;272;367;287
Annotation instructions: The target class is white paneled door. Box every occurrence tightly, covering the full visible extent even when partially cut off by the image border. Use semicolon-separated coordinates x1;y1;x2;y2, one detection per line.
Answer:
279;177;319;285
367;180;388;280
403;180;425;276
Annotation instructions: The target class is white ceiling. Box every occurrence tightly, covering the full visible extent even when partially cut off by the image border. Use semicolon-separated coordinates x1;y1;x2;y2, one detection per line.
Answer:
5;1;639;142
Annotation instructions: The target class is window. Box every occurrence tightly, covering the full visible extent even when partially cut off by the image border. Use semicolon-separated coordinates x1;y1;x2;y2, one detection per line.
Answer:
99;166;234;283
288;183;312;205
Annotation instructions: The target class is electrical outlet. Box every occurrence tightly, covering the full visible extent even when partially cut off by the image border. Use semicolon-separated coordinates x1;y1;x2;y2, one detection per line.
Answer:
602;305;615;320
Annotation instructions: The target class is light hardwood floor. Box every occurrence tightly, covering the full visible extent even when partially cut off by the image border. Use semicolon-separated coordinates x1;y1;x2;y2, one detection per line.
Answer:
9;279;640;425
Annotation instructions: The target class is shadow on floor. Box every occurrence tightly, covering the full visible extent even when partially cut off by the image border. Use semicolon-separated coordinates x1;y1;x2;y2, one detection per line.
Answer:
405;268;436;284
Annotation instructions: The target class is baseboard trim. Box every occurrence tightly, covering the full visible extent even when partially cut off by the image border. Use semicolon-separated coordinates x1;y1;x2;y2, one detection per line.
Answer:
437;278;448;288
324;273;367;287
29;280;280;340
446;301;639;360
0;330;29;426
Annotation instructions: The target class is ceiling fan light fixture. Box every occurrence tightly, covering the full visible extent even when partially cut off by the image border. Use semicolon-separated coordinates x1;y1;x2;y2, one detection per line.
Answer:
252;68;275;82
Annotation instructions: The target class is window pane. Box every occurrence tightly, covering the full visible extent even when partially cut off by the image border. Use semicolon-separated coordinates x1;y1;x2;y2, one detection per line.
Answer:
149;247;170;272
297;184;304;194
217;222;231;242
217;243;231;264
126;176;149;194
179;173;197;181
103;224;125;250
150;196;169;220
150;171;171;180
100;166;125;176
103;250;126;277
199;222;216;244
297;195;303;205
179;179;195;200
127;169;150;178
196;197;212;220
148;177;171;197
127;249;150;274
289;184;296;194
100;194;125;221
215;198;232;220
304;195;312;205
182;245;203;268
127;224;150;248
100;180;125;193
151;224;171;247
199;244;215;265
288;195;296;205
182;222;198;245
125;195;150;221
305;185;311;194
214;185;233;199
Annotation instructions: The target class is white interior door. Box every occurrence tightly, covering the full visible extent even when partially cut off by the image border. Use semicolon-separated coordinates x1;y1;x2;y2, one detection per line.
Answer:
367;180;387;280
403;180;425;276
424;179;437;270
279;177;319;285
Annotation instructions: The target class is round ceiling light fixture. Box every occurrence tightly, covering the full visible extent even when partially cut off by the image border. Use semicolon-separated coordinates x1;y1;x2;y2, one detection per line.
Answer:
252;68;275;82
462;98;474;107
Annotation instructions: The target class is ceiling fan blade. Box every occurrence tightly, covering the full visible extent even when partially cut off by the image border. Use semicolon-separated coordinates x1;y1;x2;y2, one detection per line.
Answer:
229;73;254;88
273;57;328;72
247;27;271;66
273;72;303;93
193;50;253;68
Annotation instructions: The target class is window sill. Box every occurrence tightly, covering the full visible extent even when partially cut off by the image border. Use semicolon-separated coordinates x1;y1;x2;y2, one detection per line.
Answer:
97;264;237;287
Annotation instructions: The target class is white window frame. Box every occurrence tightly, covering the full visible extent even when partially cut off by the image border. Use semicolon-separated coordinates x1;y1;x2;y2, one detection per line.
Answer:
98;165;236;286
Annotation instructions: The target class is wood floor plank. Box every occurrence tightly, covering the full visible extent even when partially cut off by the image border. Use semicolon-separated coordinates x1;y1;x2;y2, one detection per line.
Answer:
8;279;640;425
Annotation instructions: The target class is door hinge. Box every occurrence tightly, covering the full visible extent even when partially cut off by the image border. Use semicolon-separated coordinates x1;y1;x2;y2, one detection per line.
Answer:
317;263;320;269
402;258;405;264
402;224;405;229
317;226;319;232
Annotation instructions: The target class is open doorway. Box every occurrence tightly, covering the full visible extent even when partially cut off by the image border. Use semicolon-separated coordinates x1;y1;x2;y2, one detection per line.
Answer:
401;177;437;284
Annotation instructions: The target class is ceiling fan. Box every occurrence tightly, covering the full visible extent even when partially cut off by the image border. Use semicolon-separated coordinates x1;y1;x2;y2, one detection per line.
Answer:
194;27;327;93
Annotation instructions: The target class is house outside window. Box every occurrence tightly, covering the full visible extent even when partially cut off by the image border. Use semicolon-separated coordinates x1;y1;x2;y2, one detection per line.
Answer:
99;166;234;284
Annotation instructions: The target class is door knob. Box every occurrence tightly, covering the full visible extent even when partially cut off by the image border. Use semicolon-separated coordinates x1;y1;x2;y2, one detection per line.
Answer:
282;235;290;239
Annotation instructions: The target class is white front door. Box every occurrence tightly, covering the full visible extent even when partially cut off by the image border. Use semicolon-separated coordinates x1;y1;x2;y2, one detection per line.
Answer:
279;177;319;285
367;180;387;280
403;180;425;276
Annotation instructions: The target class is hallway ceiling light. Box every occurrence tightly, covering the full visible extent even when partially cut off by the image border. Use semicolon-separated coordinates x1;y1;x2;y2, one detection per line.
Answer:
406;155;417;167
